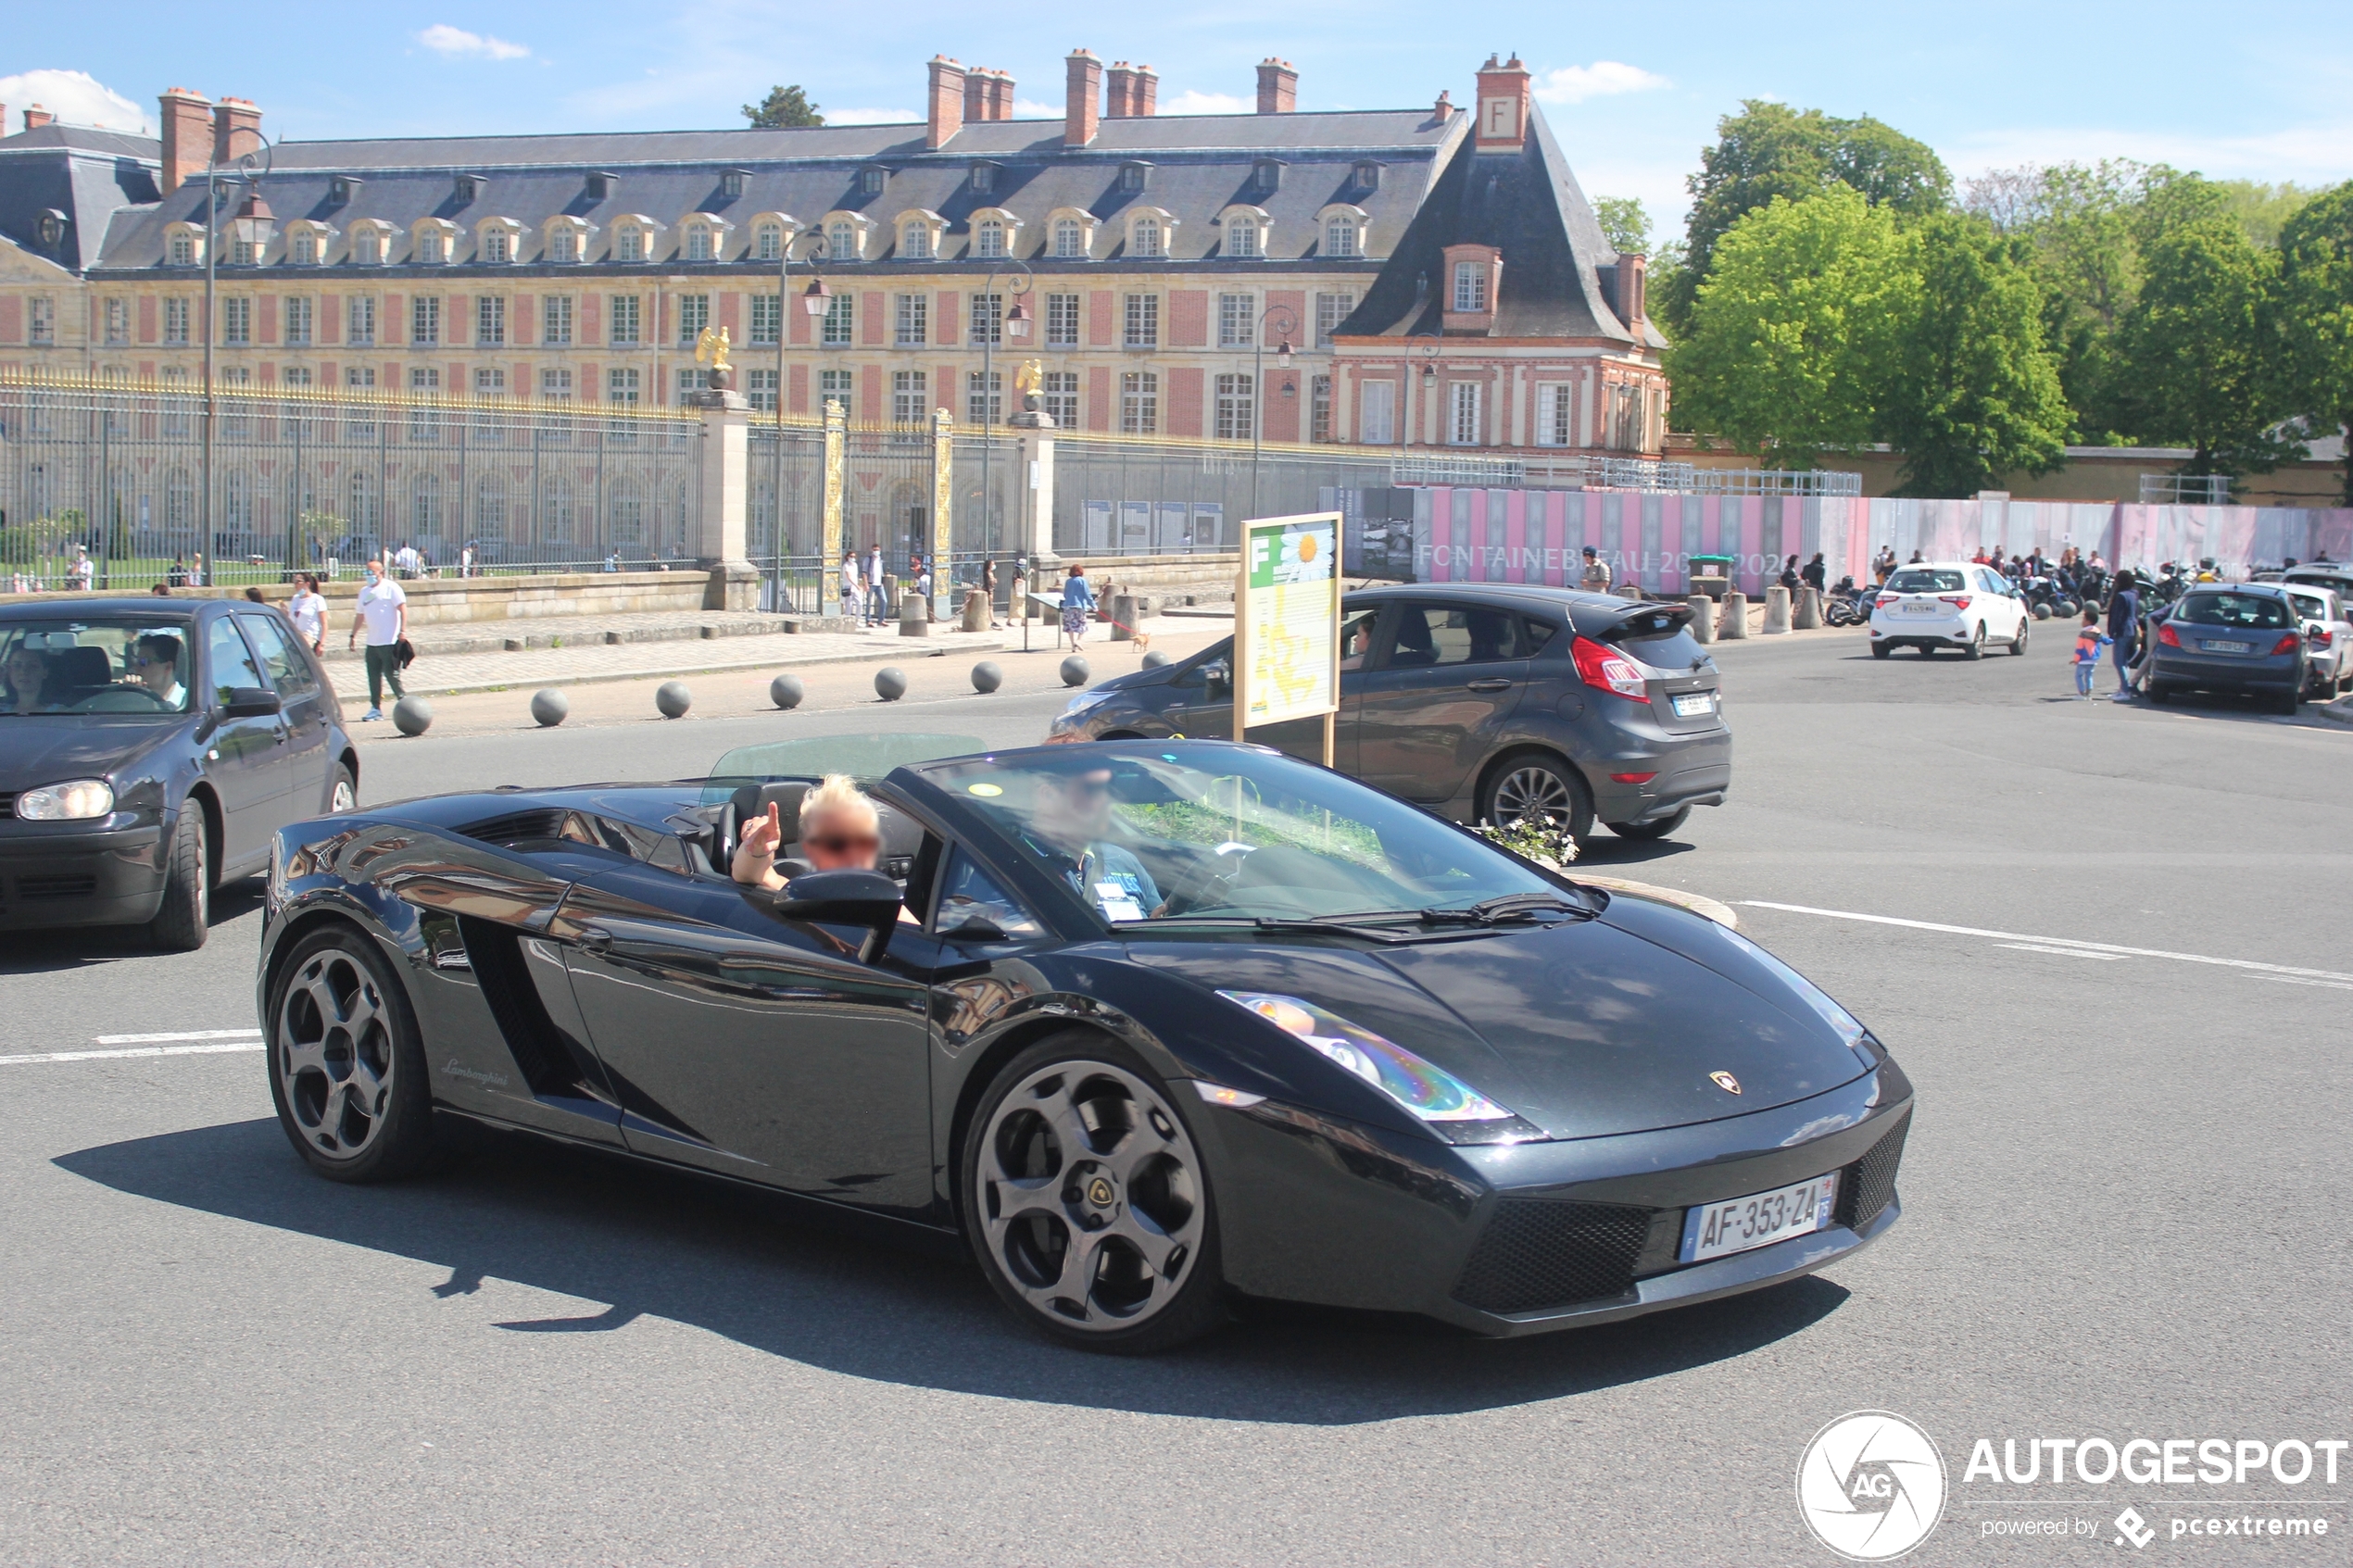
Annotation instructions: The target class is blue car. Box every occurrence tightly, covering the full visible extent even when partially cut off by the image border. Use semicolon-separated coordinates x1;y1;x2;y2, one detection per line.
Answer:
2147;584;2309;715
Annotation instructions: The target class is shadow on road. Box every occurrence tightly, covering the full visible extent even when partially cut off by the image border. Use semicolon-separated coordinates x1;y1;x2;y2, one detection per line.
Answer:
57;1116;1849;1424
0;879;266;976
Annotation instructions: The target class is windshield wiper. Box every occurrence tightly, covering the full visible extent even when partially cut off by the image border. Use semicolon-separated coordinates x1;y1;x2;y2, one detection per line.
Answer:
1417;892;1593;925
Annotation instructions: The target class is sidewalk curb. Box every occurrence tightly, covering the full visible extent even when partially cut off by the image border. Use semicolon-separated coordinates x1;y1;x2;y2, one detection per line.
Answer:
339;634;1017;700
1570;874;1739;928
2320;698;2353;727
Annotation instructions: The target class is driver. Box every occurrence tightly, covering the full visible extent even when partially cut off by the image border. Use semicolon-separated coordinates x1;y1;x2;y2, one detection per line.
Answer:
4;646;57;714
732;773;920;924
1026;758;1163;921
130;634;186;708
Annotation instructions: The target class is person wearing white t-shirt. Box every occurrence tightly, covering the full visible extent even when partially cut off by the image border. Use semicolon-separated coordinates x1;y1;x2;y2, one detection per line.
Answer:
287;573;329;653
347;559;409;720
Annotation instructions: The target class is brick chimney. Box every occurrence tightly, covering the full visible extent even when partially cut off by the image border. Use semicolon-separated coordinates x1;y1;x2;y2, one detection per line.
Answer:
212;96;263;165
963;67;988;124
158;87;211;195
987;69;1015;120
927;56;966;148
1064;50;1101;147
24;105;54;132
1105;63;1136;118
1256;59;1297;114
1474;54;1531;150
1134;64;1157;116
1616;252;1647;329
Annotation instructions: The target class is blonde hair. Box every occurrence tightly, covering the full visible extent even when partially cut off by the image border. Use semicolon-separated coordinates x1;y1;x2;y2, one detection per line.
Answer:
799;773;879;837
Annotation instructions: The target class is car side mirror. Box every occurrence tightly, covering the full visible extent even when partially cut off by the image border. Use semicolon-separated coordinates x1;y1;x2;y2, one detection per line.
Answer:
1202;659;1231;696
219;686;282;719
760;868;904;961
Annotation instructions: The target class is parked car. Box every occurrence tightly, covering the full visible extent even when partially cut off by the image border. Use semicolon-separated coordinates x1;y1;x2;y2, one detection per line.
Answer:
1047;583;1730;843
1868;562;2032;658
0;597;358;947
2282;561;2353;606
2145;584;2309;714
2281;583;2351;698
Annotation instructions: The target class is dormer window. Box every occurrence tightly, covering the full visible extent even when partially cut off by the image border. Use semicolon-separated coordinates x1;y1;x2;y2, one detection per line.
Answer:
1119;164;1150;194
826;219;859;260
1452;259;1488;312
1325;220;1358;258
862;167;888;195
483;231;512;263
454;174;484;205
1353;161;1380;190
413;220;457;265
686;225;713;261
1227;219;1260;257
616;226;646;263
290;229;319;265
168;231;196;267
587;171;617;201
1252;160;1282;193
548;226;580;264
1053;218;1086;258
723;169;748;199
329;176;359;206
754;221;784;261
1131;217;1163;258
352;226;384;266
901;220;933;259
971;163;997;194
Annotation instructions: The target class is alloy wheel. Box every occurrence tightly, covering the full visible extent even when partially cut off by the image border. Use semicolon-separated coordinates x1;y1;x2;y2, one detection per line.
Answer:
976;1060;1204;1333
1491;763;1576;830
277;947;398;1160
330;778;357;813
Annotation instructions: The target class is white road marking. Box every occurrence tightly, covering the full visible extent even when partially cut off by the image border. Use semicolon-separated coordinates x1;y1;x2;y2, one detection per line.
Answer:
91;1027;263;1046
0;1042;263;1067
1994;942;2128;960
2264;975;2353;992
1741;901;2353;986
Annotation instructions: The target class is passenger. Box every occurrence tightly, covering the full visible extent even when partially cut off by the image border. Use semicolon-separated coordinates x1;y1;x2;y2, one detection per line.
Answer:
4;646;57;713
733;773;920;923
131;634;187;708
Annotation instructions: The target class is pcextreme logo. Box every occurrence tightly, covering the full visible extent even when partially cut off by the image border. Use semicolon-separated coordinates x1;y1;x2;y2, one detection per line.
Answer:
1797;1411;1948;1562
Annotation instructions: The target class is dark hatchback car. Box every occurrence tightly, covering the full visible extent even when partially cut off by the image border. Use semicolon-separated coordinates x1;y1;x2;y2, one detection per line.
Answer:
1049;583;1731;841
0;597;358;947
2147;584;2309;715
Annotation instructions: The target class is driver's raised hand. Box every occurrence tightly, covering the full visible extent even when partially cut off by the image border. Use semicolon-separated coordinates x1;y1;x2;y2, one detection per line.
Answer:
732;801;787;889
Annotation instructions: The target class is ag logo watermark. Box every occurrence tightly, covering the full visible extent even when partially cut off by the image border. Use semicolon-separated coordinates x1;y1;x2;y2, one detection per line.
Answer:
1797;1411;1947;1562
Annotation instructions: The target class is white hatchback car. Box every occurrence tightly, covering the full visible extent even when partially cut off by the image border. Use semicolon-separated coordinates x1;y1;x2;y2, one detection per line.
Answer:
1869;562;2032;659
2282;583;2351;697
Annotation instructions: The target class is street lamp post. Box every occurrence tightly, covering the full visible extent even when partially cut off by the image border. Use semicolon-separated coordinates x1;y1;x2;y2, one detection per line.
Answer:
768;230;828;612
977;261;1032;564
1251;303;1299;519
1406;332;1441;451
200;144;273;583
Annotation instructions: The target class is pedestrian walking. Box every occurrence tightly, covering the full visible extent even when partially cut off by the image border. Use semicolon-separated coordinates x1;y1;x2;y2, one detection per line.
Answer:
980;557;1001;628
287;573;329;654
1579;546;1612;593
191;550;206;588
1059;562;1097;652
1802;552;1827;592
864;544;886;626
70;546;94;591
349;558;409;721
912;554;935;620
2072;608;2111;699
1010;555;1029;626
2106;569;2139;702
838;550;861;618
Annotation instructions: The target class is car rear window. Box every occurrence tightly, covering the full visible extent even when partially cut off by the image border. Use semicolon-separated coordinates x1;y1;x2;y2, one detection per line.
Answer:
1888;570;1965;593
2177;593;2291;629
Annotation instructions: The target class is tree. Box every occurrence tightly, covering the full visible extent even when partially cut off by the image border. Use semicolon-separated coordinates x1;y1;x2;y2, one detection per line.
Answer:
742;85;823;129
2278;182;2353;502
1881;215;2071;495
1593;197;1652;256
2014;160;2146;443
1659;100;1949;333
2115;206;2300;475
1664;187;1915;469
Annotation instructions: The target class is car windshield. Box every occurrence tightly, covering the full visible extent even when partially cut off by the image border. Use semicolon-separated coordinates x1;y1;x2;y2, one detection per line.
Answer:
1;621;195;717
1887;570;1964;594
2284;592;2331;621
921;743;1566;927
2176;593;2291;629
700;733;984;802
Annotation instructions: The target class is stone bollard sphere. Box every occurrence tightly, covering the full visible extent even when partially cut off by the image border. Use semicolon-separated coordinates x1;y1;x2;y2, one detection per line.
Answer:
1060;655;1089;687
875;666;908;701
769;673;804;709
655;681;692;719
1688;595;1717;644
392;696;434;736
1719;590;1751;640
971;660;1003;693
1141;649;1170;668
529;688;568;727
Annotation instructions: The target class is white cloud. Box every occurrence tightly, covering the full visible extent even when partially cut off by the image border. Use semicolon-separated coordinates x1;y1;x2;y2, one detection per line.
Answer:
825;107;920;126
1013;98;1060;120
0;69;151;134
1943;119;2353;187
1162;89;1254;117
1533;61;1670;106
417;24;530;61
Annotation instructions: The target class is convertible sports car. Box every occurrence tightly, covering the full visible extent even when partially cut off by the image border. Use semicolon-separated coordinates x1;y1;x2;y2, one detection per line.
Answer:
257;734;1911;1352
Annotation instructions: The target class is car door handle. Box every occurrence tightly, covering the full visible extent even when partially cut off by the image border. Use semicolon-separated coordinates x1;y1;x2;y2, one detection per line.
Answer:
1465;678;1512;692
572;925;613;952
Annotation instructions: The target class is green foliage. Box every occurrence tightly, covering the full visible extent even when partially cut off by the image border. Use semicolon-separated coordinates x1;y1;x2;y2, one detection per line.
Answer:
2116;205;2301;475
1660;99;1950;334
1664;188;1914;469
2214;180;2320;249
2275;182;2353;502
1474;816;1579;870
742;85;824;130
1593;197;1653;256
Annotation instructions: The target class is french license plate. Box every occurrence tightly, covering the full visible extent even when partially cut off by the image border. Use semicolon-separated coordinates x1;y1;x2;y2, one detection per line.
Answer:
2203;639;2249;654
1672;692;1714;717
1901;602;1942;616
1680;1172;1840;1263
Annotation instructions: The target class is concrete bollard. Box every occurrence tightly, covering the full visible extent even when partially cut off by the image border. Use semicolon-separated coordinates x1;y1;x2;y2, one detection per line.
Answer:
875;667;907;701
529;688;568;727
961;588;989;633
1688;595;1717;644
1793;587;1821;630
1719;591;1750;640
1060;655;1089;687
392;696;434;735
655;681;692;718
1762;586;1792;634
1109;593;1139;642
899;592;929;636
769;673;804;709
1616;583;1645;601
971;660;1002;693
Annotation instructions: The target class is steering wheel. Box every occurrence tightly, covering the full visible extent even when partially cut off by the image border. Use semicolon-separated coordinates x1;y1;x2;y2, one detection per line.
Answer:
69;685;171;713
1159;842;1253;917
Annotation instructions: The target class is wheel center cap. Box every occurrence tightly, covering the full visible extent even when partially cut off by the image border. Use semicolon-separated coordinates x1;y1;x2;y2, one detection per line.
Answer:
1086;1175;1116;1208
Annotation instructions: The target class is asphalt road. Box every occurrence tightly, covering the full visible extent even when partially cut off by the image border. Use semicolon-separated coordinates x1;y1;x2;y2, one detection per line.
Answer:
5;624;2349;1566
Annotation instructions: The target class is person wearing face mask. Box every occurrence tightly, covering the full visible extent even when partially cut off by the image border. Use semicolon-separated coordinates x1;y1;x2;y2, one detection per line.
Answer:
348;558;409;721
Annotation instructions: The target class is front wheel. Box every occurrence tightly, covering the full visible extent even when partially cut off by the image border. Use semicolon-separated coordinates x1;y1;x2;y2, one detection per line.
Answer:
2010;617;2030;656
963;1035;1226;1353
1479;750;1596;841
147;807;209;951
266;925;441;1183
1605;805;1692;841
326;762;358;815
1962;623;1985;660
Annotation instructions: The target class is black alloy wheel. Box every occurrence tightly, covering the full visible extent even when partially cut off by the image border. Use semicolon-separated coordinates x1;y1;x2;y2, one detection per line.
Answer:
1604;805;1692;841
1480;750;1596;841
267;926;440;1182
963;1035;1225;1353
148;807;209;952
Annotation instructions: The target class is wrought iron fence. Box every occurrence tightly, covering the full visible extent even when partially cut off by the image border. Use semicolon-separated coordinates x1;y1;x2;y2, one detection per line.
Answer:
0;372;702;592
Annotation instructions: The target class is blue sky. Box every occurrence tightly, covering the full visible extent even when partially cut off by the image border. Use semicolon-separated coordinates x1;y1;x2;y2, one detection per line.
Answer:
6;0;2350;238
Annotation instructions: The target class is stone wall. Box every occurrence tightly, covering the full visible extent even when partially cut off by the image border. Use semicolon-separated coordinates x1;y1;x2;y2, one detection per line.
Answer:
12;570;716;625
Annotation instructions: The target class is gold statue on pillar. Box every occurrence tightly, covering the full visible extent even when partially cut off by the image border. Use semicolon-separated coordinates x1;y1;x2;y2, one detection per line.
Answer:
693;324;734;373
1013;358;1044;400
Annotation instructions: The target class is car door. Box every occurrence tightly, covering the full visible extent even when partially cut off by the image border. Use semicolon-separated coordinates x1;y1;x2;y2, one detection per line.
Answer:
1149;600;1381;771
550;852;937;1219
1355;601;1531;802
234;611;333;820
198;614;288;871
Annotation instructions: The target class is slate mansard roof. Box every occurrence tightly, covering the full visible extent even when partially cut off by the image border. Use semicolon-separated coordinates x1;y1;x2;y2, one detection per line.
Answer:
0;124;162;273
1335;104;1664;350
2;107;1467;278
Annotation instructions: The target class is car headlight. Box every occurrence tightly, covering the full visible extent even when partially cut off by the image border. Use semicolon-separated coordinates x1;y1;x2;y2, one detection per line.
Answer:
1060;689;1111;718
16;779;114;822
1719;928;1873;1056
1217;990;1543;1145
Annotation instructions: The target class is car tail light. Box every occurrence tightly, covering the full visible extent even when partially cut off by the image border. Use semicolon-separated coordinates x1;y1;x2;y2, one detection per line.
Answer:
1572;635;1650;702
2310;628;2334;649
1875;595;1899;609
2272;632;2302;655
2158;622;2182;647
1608;771;1657;784
1939;595;1972;611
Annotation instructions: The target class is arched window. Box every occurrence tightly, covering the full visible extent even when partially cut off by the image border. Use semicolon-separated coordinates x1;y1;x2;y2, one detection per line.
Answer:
973;219;1005;259
826;220;855;259
290;229;318;265
1324;219;1359;258
686;226;713;262
1226;219;1261;258
1053;219;1085;258
1131;217;1162;258
900;221;933;260
483;230;511;263
616;227;645;263
353;227;383;266
754;223;783;261
541;475;573;543
473;473;507;542
411;471;441;535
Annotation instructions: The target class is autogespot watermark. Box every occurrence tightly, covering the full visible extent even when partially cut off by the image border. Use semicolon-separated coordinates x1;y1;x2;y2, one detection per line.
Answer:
1796;1414;2347;1559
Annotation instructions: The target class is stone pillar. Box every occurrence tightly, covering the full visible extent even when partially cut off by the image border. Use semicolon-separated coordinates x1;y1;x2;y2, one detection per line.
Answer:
1011;405;1059;589
1761;585;1792;633
818;402;847;617
931;408;955;620
1687;594;1716;644
1719;590;1749;639
1793;585;1820;629
693;388;760;611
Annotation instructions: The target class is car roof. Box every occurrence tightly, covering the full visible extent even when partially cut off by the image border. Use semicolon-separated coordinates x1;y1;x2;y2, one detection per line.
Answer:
0;597;206;622
1347;581;1633;617
1890;561;1982;571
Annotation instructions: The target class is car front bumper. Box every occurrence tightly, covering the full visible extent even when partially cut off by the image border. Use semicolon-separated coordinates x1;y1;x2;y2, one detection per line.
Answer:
0;814;169;930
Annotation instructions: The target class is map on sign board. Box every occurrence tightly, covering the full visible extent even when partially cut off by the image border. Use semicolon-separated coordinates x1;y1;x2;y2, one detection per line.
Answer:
1236;512;1340;731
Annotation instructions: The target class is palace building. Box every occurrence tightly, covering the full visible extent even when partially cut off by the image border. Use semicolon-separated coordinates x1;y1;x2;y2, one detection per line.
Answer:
0;52;1664;458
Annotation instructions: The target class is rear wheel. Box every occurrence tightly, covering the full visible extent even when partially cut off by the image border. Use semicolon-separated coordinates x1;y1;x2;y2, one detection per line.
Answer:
266;925;440;1183
1605;805;1692;841
2146;683;2172;705
1479;750;1595;841
2010;616;2030;656
1870;642;1893;659
146;807;209;952
2274;687;2301;716
963;1035;1225;1353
